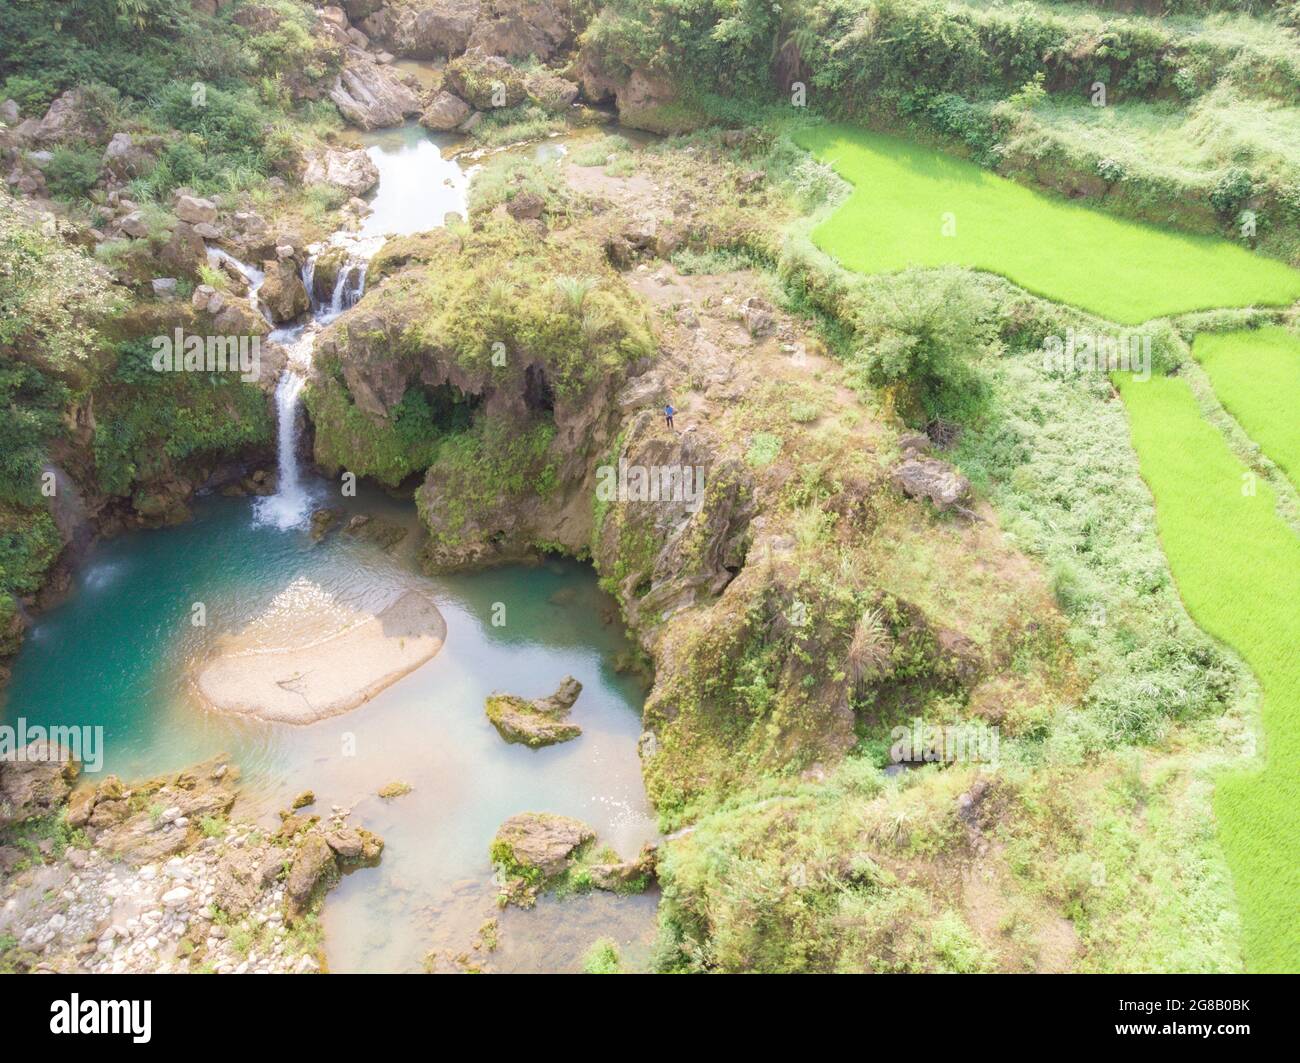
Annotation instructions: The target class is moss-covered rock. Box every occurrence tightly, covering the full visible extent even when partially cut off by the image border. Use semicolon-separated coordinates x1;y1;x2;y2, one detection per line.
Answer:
485;675;583;747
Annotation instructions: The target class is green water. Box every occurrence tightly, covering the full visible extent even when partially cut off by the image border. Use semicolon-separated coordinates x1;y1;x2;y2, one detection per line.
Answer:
2;487;656;972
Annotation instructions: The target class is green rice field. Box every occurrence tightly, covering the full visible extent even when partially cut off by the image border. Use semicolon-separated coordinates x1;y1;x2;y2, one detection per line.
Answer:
1116;372;1300;973
1193;327;1300;490
796;124;1300;325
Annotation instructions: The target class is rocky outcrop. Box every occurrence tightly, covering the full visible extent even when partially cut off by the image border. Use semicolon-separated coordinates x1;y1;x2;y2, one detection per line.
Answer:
490;811;593;905
0;741;79;828
485;675;583;747
361;0;575;61
303;147;380;196
593;410;754;634
361;0;481;58
329;53;421;129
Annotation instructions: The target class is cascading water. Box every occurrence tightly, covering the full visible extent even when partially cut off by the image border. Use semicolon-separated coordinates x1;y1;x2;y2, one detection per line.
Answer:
253;234;385;529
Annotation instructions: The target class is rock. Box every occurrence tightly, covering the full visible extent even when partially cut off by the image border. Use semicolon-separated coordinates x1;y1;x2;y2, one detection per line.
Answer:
491;812;593;880
0;741;79;827
160;886;193;907
102;132;158;181
318;4;348;28
360;0;481;59
897;432;932;457
340;513;408;549
303;147;380;197
258;260;310;323
323;828;363;860
505;189;545;221
485;676;583;748
310;507;344;541
465;0;575;61
65;786;97;828
418;90;472;132
890;457;973;514
151;278;178;298
444;50;526;110
173;194;217;225
286;834;337;911
118;211;149;239
329;56;421;130
159;221;208;279
739;296;775;338
291;790;315;810
34;89;92;144
0;99;18;125
524;70;579;111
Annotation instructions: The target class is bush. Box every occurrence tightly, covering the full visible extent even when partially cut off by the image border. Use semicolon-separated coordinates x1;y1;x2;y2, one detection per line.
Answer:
44;144;103;200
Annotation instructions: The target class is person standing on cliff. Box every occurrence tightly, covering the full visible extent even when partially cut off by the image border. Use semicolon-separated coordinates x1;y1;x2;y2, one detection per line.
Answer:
664;403;676;431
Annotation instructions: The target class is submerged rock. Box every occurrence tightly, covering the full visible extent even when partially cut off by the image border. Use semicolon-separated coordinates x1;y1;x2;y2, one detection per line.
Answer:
485;676;583;748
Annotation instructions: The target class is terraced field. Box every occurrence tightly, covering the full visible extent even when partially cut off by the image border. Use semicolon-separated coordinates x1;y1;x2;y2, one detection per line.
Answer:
1116;371;1300;973
1193;327;1300;490
796;124;1300;324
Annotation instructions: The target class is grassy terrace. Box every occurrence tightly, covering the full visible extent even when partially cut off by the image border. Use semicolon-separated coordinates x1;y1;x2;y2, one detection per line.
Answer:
1194;327;1300;491
1116;371;1300;973
796;124;1300;324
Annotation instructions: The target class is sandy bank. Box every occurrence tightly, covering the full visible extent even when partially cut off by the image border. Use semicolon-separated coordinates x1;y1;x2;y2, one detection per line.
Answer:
193;589;446;724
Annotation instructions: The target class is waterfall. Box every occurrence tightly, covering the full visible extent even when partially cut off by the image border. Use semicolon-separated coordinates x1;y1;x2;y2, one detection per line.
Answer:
253;235;384;529
254;328;316;529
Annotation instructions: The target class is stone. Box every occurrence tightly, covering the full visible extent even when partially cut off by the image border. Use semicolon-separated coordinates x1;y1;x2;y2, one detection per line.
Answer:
329;56;421;130
418;90;472;132
891;457;973;514
303;147;380;197
444;50;526;110
491;812;594;880
160;886;193;907
485;676;583;748
0;741;79;828
505;189;545;221
286;834;337;911
118;211;149;239
151;278;178;298
739;296;775;338
323;828;363;860
258;260;310;323
173;194;217;225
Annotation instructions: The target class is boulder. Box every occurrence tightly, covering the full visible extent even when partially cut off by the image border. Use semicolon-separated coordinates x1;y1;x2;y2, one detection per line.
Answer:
0;741;79;828
173;194;218;225
444;50;526;109
505;189;545;221
418;90;472;131
329;55;421;130
33;89;92;144
890;457;973;514
286;833;337;911
740;296;775;338
360;0;480;59
524;70;580;111
258;260;310;323
303;147;380;196
102;132;158;181
485;675;583;748
491;812;593;880
159;221;208;278
465;0;575;61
